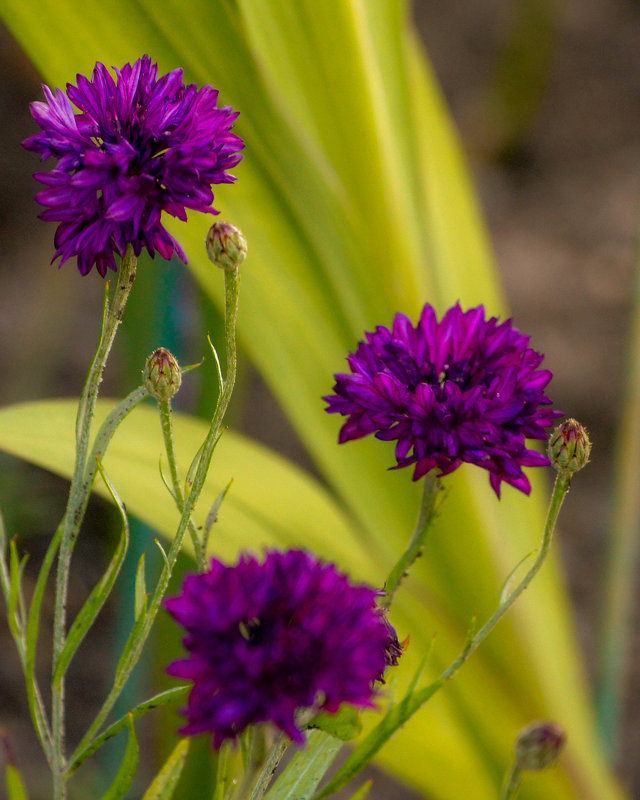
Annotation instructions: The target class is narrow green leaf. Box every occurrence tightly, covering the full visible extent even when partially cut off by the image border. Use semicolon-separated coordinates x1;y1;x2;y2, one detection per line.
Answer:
265;730;343;800
202;478;233;554
154;538;170;571
7;540;24;643
158;458;177;501
53;459;129;684
134;553;147;621
24;525;61;759
70;687;188;774
16;558;28;631
184;439;205;498
206;332;224;397
103;596;150;705
141;739;190;800
405;635;435;698
0;512;9;604
87;386;150;480
309;705;362;742
500;549;536;604
98;715;139;800
71;555;154;765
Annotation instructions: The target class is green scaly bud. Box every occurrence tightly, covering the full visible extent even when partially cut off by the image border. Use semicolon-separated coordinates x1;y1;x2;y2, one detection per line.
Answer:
548;418;591;474
143;348;182;401
514;721;566;771
206;221;247;271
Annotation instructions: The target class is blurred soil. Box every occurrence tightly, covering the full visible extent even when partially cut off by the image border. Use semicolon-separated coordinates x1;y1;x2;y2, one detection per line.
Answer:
1;0;640;796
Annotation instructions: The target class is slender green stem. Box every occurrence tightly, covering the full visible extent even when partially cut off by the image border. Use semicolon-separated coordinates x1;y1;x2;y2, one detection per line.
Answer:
440;471;571;683
159;398;206;570
48;386;148;755
501;761;522;799
87;386;149;473
51;246;137;799
71;265;240;762
382;473;440;609
192;265;240;491
159;399;181;500
313;470;573;800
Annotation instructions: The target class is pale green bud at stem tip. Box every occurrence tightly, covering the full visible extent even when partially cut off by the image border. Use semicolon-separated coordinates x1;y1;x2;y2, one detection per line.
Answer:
548;418;592;473
514;721;566;771
143;348;182;401
206;221;247;270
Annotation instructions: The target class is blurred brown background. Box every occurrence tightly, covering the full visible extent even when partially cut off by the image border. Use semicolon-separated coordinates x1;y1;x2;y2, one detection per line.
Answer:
1;0;639;796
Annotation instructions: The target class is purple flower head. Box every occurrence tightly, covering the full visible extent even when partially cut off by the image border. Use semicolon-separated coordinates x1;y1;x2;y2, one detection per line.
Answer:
164;549;398;748
324;303;562;497
23;56;244;276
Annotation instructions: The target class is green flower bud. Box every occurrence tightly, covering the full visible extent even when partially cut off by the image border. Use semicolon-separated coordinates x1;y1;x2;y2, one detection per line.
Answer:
514;721;566;771
205;221;247;270
548;418;591;473
143;348;182;401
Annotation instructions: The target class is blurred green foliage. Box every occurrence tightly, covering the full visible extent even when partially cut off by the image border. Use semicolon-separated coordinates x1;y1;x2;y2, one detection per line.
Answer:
0;1;625;798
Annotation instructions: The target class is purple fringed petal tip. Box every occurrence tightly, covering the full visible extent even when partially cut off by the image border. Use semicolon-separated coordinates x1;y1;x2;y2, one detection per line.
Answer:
164;549;400;748
324;302;563;497
23;55;245;276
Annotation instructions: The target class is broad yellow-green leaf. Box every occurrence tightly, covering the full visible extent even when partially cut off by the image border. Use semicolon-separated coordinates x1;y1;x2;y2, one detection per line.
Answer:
0;1;623;798
0;400;371;576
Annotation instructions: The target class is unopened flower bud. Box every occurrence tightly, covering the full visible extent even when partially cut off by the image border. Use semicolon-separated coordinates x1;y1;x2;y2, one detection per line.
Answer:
206;221;247;270
143;348;182;401
548;419;591;473
514;721;566;771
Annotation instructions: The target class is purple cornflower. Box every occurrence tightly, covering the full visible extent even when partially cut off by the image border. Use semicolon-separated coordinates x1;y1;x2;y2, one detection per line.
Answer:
164;550;399;748
324;303;562;496
23;56;244;276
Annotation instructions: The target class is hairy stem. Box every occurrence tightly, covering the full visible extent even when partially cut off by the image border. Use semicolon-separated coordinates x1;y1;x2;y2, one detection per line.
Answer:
159;398;206;570
382;472;440;609
71;264;240;761
51;247;137;799
501;761;522;800
440;470;571;683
